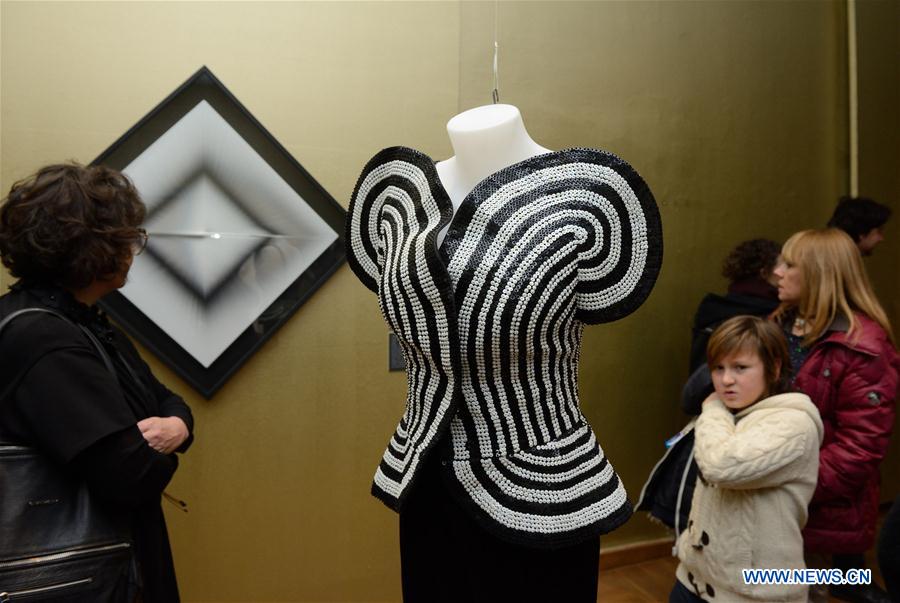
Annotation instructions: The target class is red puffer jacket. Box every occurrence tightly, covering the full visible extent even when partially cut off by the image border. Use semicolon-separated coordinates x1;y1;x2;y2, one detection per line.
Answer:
792;313;899;554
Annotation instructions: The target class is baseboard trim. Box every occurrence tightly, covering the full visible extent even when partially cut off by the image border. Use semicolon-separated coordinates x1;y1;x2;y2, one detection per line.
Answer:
599;537;675;570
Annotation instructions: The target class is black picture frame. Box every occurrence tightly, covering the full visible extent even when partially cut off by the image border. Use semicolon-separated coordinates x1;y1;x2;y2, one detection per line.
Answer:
92;66;346;398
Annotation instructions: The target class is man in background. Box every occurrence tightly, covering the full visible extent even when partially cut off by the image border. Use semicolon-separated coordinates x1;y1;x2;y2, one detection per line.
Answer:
828;196;892;255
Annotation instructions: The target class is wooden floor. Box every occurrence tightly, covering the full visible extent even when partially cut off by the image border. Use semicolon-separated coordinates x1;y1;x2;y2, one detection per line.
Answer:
597;554;680;602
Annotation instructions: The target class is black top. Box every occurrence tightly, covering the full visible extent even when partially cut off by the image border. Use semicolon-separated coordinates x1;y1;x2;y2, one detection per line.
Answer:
688;278;779;373
0;281;194;603
784;331;811;382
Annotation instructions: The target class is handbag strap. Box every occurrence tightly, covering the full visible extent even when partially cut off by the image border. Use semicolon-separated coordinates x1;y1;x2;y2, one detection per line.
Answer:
0;307;118;403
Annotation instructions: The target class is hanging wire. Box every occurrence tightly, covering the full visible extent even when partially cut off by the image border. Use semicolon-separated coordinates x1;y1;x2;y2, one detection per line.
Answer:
491;0;500;104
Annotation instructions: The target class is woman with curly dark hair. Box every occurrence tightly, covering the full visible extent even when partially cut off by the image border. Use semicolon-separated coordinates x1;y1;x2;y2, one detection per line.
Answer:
0;163;193;602
640;239;783;537
688;238;782;374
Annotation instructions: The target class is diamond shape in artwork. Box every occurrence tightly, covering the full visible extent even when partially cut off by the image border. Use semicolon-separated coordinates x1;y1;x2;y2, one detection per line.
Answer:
143;172;267;300
93;67;345;397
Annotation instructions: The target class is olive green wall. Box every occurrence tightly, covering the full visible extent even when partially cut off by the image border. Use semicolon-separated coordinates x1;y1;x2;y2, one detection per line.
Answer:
1;1;897;601
455;0;899;537
856;0;900;499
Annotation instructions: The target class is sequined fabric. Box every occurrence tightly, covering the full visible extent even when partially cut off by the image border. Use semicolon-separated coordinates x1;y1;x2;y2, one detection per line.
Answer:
347;146;663;547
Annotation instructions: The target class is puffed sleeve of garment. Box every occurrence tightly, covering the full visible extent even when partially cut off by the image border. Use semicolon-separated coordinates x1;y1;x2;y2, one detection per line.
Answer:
812;346;899;504
693;398;819;490
345;146;452;293
8;317;178;509
571;149;663;324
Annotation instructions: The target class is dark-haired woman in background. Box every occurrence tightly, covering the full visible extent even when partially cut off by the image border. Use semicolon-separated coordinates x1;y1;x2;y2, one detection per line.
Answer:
639;239;783;538
773;228;898;603
0;163;193;602
688;238;781;375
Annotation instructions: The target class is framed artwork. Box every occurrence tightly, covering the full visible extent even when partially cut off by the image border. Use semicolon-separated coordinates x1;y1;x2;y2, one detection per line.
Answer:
93;66;346;398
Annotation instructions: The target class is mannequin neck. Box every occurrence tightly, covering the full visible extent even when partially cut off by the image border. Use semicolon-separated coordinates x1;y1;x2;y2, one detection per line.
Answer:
436;104;550;210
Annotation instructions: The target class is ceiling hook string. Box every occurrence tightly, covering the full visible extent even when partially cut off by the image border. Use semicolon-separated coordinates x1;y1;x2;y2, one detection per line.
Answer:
491;0;500;104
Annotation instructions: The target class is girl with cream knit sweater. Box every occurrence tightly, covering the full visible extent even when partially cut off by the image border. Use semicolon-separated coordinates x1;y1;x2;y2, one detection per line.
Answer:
671;316;823;602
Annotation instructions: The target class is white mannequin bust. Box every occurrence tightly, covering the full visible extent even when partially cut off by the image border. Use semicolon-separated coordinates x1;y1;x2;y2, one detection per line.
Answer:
436;104;550;245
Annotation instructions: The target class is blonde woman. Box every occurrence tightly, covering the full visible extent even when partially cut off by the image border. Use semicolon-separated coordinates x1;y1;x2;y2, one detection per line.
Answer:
773;228;898;602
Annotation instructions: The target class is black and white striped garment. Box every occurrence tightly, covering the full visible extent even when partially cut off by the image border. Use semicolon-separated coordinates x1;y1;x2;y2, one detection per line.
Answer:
347;146;663;547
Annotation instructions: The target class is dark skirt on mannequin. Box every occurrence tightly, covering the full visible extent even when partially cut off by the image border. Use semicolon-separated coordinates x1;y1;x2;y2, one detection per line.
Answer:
399;451;600;603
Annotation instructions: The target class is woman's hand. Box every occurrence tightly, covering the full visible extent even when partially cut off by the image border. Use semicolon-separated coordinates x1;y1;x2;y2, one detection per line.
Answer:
137;416;189;454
